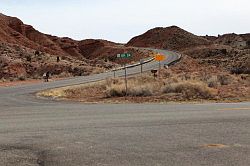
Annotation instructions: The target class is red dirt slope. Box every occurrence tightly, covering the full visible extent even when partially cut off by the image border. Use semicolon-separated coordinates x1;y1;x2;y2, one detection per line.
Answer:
127;26;210;50
0;13;147;61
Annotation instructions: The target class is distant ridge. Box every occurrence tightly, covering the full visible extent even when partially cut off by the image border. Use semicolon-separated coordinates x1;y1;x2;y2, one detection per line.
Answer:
127;26;211;50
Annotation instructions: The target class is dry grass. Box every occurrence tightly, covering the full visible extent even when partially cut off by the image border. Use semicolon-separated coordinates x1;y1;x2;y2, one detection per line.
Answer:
217;74;233;85
105;83;154;97
91;67;105;74
37;88;66;98
37;68;249;103
162;80;217;99
105;75;157;97
207;76;220;88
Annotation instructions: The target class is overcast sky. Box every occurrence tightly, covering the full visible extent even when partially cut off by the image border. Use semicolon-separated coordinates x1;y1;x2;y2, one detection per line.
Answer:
0;0;249;43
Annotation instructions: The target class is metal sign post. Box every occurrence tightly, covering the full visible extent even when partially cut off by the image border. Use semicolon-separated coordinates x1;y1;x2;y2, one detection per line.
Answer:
124;65;128;96
140;59;144;74
117;53;132;97
159;61;161;77
154;54;166;78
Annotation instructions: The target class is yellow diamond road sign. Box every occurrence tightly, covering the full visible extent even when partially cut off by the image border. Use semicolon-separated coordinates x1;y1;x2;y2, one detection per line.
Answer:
155;54;166;61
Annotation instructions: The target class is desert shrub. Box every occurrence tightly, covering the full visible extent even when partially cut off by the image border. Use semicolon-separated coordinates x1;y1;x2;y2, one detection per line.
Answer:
0;78;6;82
92;67;105;74
57;72;72;78
108;56;116;61
35;50;40;55
106;85;153;97
18;75;26;81
105;84;126;97
207;76;220;88
135;75;155;84
180;74;191;80
36;54;43;61
217;74;232;85
105;79;154;97
32;74;40;79
71;67;92;76
162;81;216;99
247;40;250;46
26;55;32;62
221;49;227;55
128;85;153;97
18;76;26;81
9;78;14;82
163;76;180;84
106;78;121;87
200;72;212;82
231;68;250;75
162;70;172;78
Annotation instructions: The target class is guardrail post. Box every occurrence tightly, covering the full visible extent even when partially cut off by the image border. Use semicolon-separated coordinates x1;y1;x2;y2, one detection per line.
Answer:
125;65;128;96
141;62;143;74
158;61;161;78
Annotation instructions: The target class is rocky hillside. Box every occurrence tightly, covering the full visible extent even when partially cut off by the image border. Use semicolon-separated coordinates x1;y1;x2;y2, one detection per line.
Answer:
127;26;250;74
0;13;148;60
0;13;151;80
204;33;250;49
182;45;250;74
1;13;249;81
127;26;211;50
188;33;250;74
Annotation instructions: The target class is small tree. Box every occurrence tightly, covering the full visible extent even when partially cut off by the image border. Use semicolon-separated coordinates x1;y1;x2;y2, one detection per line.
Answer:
26;55;32;62
35;50;40;56
57;56;60;63
247;41;250;46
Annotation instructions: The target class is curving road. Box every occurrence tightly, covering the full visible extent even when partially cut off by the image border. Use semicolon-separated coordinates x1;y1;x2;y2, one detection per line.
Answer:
0;49;250;166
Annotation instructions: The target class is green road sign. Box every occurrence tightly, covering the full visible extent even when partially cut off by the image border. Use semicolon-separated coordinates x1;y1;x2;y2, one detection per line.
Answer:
117;53;132;58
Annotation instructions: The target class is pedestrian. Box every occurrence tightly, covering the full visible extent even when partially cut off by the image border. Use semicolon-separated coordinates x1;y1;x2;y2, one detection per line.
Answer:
43;72;50;82
43;72;47;82
45;71;50;82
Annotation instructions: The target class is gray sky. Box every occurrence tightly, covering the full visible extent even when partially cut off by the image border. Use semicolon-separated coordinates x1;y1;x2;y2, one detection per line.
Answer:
0;0;249;43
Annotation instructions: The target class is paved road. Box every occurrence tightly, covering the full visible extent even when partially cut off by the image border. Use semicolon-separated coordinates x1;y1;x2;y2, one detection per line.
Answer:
0;49;250;166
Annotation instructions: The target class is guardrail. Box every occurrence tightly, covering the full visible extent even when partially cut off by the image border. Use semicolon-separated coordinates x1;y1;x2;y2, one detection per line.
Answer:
110;48;182;72
167;53;182;67
111;57;155;71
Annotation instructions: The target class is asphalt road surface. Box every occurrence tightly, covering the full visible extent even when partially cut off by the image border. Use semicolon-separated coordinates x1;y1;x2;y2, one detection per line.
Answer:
0;49;250;166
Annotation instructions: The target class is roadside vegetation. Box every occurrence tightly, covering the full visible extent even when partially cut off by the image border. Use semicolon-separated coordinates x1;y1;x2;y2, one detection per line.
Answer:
38;54;250;103
38;67;250;103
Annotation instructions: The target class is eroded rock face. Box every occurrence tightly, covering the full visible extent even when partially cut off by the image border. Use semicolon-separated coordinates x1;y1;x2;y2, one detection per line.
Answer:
0;13;148;61
0;13;151;80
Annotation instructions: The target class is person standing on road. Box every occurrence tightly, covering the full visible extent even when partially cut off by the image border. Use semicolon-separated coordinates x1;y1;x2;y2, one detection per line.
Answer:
45;71;50;82
43;71;50;82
